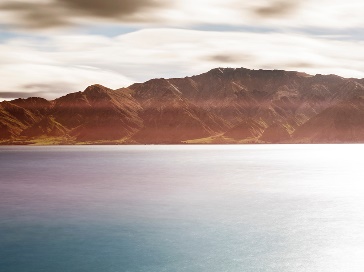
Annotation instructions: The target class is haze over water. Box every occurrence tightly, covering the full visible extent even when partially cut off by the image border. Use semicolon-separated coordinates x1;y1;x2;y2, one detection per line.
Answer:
1;145;364;272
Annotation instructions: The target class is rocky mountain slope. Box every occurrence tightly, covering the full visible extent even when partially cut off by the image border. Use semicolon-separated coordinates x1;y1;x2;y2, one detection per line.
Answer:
1;67;364;144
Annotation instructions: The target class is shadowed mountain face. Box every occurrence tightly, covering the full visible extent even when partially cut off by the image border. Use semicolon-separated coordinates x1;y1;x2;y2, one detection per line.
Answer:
52;84;143;141
293;97;364;143
1;67;364;144
0;97;52;140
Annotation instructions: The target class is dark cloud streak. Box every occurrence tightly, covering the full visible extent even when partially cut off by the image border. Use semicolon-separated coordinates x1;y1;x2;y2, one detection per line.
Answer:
58;0;162;18
0;0;167;29
0;1;70;28
0;82;79;100
0;91;45;99
206;54;254;64
254;0;301;17
288;62;315;68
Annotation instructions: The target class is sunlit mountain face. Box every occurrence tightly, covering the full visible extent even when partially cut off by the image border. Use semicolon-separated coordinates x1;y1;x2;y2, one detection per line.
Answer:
1;67;364;144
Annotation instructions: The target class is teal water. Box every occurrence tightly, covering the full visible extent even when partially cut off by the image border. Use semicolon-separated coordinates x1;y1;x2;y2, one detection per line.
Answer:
1;145;364;272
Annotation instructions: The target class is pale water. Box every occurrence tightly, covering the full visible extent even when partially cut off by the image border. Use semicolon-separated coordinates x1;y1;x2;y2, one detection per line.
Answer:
1;145;364;272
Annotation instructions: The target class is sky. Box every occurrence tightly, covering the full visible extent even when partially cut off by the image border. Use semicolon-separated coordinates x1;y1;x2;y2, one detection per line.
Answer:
1;0;364;100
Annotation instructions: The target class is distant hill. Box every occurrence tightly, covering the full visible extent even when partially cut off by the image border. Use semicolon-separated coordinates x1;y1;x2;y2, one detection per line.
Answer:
1;67;364;144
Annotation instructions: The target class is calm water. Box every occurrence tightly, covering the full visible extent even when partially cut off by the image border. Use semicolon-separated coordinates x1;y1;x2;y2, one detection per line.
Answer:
1;145;364;272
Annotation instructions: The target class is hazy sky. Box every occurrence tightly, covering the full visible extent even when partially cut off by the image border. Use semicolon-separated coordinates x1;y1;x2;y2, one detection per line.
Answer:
1;0;364;99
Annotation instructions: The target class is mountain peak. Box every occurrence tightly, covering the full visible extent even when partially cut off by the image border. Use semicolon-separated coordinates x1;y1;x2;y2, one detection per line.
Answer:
202;67;306;81
206;67;249;75
84;84;111;93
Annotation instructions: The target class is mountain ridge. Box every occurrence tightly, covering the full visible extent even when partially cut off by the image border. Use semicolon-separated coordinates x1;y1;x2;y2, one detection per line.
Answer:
1;67;364;144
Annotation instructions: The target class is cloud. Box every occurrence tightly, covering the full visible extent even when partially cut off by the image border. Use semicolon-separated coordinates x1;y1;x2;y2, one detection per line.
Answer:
59;0;162;18
117;29;364;79
284;62;315;69
0;35;134;99
206;54;253;64
0;64;133;100
0;0;167;29
1;28;364;101
0;1;68;29
253;0;301;17
0;91;44;99
249;0;364;29
1;0;364;31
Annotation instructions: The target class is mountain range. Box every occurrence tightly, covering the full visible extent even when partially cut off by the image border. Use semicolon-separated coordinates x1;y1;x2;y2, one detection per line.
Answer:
1;67;364;144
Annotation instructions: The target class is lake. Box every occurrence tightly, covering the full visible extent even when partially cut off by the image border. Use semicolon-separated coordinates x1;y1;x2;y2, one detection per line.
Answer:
1;145;364;272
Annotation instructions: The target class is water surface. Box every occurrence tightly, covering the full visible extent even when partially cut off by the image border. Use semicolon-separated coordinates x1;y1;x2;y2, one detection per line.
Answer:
1;145;364;272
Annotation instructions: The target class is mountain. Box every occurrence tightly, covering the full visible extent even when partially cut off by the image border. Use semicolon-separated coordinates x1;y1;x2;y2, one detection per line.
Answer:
292;97;364;143
0;97;51;140
1;67;364;144
51;84;143;141
224;118;265;141
21;116;68;138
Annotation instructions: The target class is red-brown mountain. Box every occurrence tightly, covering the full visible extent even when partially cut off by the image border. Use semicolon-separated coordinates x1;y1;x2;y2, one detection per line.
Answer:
1;67;364;144
292;97;364;143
